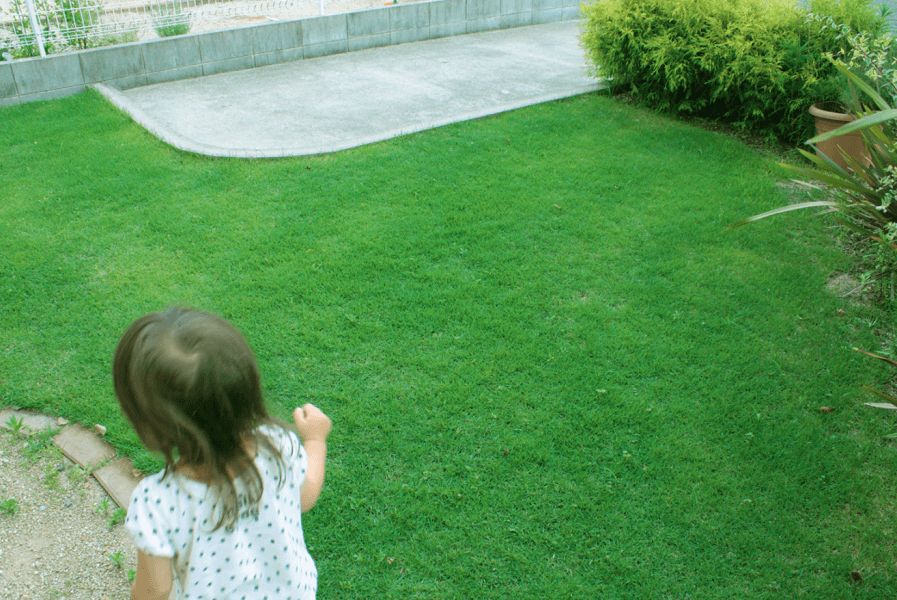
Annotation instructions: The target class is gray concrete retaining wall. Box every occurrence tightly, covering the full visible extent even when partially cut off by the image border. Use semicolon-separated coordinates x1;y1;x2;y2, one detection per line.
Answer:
0;0;583;107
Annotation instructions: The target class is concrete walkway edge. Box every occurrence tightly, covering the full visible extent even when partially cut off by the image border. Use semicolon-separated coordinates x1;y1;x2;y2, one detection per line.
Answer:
95;80;606;158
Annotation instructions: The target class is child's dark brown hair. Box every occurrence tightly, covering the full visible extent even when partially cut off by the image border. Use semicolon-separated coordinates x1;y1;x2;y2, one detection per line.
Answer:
113;306;289;531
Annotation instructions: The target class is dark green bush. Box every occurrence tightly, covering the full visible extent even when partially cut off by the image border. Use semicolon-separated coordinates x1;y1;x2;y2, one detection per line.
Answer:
580;0;887;144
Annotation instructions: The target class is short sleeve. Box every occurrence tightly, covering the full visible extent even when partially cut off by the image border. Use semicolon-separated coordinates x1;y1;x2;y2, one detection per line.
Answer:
258;425;307;489
287;430;308;490
125;477;177;558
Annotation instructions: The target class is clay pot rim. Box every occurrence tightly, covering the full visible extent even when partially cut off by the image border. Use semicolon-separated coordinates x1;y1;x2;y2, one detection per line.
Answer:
809;103;854;123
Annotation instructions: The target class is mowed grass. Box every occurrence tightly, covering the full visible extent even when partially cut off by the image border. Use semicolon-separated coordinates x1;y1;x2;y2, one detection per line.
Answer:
2;89;897;598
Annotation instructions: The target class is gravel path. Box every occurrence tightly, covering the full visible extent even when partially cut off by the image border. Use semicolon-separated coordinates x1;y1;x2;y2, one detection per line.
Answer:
0;429;135;600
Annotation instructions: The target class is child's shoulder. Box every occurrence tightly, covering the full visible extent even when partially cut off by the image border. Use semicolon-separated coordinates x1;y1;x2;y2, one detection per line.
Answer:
137;469;168;489
254;423;301;456
139;468;193;491
129;469;182;506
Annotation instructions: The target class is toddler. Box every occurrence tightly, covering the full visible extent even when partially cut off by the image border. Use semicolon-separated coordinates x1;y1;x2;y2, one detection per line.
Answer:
113;307;332;600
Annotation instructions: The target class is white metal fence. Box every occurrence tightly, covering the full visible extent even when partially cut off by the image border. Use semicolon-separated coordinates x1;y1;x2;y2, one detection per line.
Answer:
0;0;302;57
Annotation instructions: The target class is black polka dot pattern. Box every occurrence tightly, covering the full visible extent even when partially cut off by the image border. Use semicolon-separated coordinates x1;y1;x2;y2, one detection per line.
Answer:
125;426;317;599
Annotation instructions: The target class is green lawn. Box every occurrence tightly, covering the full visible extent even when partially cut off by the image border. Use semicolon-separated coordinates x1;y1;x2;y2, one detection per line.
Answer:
2;89;896;598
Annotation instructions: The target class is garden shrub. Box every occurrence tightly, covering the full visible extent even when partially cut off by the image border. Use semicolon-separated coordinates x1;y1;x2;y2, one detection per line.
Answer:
580;0;888;144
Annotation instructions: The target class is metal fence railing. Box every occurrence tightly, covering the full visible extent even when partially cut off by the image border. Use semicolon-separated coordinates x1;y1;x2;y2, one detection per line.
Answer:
0;0;300;57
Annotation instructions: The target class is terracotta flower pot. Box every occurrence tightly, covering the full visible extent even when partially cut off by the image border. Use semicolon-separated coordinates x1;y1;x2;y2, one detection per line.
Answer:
809;103;871;170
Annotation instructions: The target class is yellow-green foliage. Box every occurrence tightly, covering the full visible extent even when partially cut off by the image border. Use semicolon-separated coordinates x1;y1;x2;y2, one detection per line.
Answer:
580;0;886;144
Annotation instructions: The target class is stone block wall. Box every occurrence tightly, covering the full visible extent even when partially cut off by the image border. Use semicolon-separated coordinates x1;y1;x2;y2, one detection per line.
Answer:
0;0;583;106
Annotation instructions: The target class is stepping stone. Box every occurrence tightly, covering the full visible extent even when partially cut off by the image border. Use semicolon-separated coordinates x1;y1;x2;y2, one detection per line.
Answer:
0;409;60;435
53;423;115;468
94;458;141;510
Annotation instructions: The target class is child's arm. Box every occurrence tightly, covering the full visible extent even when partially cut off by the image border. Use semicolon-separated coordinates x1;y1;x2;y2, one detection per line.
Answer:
131;550;173;600
293;403;332;513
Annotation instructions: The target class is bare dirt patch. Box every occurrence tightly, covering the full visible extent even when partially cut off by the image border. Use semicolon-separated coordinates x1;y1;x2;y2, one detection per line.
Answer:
828;271;865;299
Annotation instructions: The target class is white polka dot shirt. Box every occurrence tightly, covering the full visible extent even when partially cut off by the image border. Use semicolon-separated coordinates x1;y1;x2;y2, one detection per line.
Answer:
125;426;317;600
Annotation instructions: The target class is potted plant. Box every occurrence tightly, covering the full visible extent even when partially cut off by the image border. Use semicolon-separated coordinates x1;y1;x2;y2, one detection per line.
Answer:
808;101;870;170
729;27;897;297
731;59;897;237
801;12;893;170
